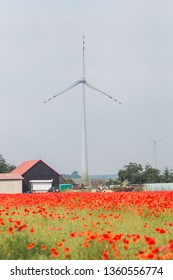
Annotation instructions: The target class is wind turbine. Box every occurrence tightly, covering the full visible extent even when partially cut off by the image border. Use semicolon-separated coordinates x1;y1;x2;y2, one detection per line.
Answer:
142;133;168;169
43;36;122;184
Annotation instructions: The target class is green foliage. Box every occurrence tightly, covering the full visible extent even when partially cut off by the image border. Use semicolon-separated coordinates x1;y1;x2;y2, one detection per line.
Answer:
118;162;143;185
117;162;173;185
160;167;173;183
0;154;16;173
70;171;81;178
143;164;161;183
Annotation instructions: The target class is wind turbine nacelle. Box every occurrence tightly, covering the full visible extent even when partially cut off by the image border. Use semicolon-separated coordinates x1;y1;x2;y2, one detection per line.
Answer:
80;77;86;83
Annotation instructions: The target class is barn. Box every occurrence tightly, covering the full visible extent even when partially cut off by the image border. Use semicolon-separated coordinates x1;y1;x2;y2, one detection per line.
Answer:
0;173;23;194
11;159;66;193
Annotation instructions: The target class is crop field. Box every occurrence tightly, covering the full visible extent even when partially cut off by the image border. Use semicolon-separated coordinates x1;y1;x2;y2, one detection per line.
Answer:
0;191;173;260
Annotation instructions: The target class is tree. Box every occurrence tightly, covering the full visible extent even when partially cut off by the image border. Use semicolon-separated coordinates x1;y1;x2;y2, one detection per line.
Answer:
61;171;81;179
143;164;161;183
0;154;16;173
160;167;173;183
117;162;173;185
118;162;143;184
70;171;81;178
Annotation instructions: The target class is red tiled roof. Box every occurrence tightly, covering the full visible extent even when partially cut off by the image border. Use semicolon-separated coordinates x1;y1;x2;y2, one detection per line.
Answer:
11;160;40;175
0;173;23;180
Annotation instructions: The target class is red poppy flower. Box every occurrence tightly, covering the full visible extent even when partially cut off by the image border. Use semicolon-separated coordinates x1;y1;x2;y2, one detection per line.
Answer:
168;241;173;252
63;247;70;253
8;227;13;234
155;228;167;234
27;243;35;249
146;253;155;259
30;227;34;233
144;236;156;245
70;232;76;238
102;249;109;260
56;243;63;248
82;242;89;248
41;245;46;250
18;224;28;231
123;238;130;245
51;248;59;257
0;219;5;226
103;233;110;240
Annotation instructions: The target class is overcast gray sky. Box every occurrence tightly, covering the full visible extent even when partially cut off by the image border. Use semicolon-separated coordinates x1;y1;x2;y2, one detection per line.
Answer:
0;0;173;175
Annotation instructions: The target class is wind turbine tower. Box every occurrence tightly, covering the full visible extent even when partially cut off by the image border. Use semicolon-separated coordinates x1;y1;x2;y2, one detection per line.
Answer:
142;134;168;169
81;35;88;183
44;36;122;184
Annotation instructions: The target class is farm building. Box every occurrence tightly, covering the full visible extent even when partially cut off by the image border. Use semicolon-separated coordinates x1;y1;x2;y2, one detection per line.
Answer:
11;159;66;193
0;173;23;193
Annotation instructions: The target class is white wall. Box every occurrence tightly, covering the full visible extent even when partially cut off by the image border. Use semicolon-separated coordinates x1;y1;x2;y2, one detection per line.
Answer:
31;182;52;192
144;183;173;191
0;180;22;193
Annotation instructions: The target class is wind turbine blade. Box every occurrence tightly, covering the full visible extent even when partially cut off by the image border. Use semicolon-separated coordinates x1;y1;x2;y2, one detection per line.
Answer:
82;35;86;77
43;80;81;104
141;133;155;142
85;81;122;104
157;135;168;143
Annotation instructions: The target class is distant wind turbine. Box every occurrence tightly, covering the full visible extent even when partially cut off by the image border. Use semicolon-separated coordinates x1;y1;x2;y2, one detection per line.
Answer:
142;133;168;169
43;36;122;184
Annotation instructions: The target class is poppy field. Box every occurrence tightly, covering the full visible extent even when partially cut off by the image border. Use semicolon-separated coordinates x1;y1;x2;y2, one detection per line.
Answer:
0;191;173;260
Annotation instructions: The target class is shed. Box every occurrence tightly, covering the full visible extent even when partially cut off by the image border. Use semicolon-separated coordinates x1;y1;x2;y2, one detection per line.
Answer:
0;173;23;194
11;159;66;193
